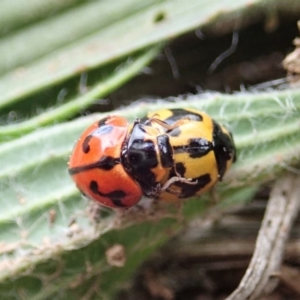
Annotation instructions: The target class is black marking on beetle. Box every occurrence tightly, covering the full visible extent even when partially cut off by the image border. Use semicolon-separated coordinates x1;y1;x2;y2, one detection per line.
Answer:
97;116;110;127
188;138;213;158
228;131;237;163
98;156;120;170
140;109;203;125
68;156;120;175
174;162;186;177
173;172;211;198
82;135;93;153
122;122;159;196
212;121;236;179
124;138;158;193
164;109;203;124
157;134;173;168
126;139;158;169
122;137;159;198
173;138;213;158
89;180;127;207
82;124;114;154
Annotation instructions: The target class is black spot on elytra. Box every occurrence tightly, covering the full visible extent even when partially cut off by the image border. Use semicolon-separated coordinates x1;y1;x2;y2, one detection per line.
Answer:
140;109;204;125
68;156;120;175
212;121;236;179
98;117;110;127
164;109;203;124
81;123;113;154
89;180;127;207
82;135;93;153
173;138;212;158
188;138;212;158
98;156;120;170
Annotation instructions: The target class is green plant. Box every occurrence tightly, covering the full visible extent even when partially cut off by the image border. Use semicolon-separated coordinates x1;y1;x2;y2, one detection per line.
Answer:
1;0;300;299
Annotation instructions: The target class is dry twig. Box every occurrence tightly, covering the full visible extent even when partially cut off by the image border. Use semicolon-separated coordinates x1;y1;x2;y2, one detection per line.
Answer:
226;173;300;300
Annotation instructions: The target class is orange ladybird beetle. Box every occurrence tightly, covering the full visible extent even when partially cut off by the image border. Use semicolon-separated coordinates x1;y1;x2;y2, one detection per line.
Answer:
68;116;142;208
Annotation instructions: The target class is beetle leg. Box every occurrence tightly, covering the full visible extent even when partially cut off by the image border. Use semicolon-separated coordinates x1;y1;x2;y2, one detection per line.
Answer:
148;117;190;131
161;176;198;191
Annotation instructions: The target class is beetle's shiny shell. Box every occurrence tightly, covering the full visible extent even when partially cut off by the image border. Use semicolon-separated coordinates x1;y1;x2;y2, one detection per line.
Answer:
68;116;142;208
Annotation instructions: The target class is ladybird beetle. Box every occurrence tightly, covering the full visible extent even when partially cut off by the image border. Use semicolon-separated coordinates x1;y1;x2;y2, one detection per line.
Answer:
122;108;236;201
68;108;236;208
68;116;142;208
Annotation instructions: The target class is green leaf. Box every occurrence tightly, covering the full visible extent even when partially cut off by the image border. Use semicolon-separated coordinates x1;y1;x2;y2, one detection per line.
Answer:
0;46;162;140
1;0;300;298
0;88;299;298
0;0;270;109
0;0;83;37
